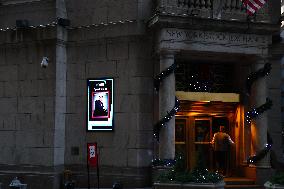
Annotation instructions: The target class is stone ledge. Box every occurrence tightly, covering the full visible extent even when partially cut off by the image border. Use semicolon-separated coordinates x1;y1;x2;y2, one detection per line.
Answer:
153;181;226;189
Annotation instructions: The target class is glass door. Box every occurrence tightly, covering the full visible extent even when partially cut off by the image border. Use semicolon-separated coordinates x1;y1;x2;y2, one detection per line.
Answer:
194;118;213;170
175;118;188;168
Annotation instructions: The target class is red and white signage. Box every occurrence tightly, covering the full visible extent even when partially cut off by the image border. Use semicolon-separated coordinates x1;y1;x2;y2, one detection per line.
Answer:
87;143;98;167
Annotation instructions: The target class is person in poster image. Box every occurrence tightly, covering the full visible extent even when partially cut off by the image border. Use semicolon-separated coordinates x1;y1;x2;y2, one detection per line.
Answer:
93;94;108;117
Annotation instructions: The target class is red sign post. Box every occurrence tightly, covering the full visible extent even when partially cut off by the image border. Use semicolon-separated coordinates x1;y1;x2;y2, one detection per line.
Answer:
87;143;99;189
87;143;98;167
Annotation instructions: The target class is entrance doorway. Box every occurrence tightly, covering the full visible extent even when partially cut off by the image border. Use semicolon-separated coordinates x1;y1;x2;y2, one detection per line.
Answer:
175;100;238;176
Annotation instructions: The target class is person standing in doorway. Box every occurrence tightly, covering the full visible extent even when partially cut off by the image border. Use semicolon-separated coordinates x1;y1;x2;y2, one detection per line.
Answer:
211;126;234;176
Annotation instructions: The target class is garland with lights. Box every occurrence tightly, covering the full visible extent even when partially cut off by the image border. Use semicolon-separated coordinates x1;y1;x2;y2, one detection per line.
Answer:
247;133;273;164
246;63;271;94
245;98;273;124
152;158;176;167
153;97;180;140
153;62;180;141
154;63;177;91
246;63;273;165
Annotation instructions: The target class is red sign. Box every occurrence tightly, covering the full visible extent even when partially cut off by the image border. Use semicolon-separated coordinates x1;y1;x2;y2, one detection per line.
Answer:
87;143;98;167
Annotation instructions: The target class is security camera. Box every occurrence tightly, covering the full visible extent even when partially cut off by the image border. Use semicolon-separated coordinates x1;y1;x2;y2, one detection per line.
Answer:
41;57;49;68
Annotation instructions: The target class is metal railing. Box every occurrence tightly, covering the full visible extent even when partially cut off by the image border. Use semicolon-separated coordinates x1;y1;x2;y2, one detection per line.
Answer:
156;0;270;22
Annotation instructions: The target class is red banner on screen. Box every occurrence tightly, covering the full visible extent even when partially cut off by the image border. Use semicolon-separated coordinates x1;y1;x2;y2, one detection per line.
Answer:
87;143;98;167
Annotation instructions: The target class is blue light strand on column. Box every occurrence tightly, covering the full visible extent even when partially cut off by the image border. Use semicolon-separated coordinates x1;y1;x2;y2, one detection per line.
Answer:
154;63;177;91
153;62;180;141
245;63;273;165
245;98;273;124
247;133;273;164
153;97;180;141
246;63;271;95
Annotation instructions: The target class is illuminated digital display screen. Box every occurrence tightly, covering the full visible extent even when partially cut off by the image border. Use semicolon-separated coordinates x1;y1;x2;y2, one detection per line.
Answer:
87;78;114;131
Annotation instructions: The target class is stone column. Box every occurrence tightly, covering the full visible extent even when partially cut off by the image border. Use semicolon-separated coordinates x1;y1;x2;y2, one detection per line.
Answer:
159;51;176;160
250;57;270;168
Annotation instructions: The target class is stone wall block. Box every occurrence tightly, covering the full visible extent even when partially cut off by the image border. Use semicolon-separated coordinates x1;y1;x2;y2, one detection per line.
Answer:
34;113;54;130
66;96;85;114
67;45;84;64
65;128;85;164
4;80;18;97
137;94;152;113
129;77;153;95
0;97;17;113
18;63;37;81
137;113;153;131
0;65;17;81
90;5;108;24
17;113;54;131
0;47;5;65
108;1;123;21
18;80;37;97
66;0;107;26
87;43;107;62
107;40;129;61
129;58;153;77
38;80;55;97
115;76;130;95
15;130;45;147
86;61;117;78
136;132;153;148
86;132;114;148
18;97;44;114
5;46;21;65
43;131;54;147
267;59;281;88
138;0;153;19
16;113;32;131
66;114;85;131
100;147;127;167
0;131;16;147
127;148;152;167
24;147;53;166
0;146;15;164
267;115;282;133
129;39;152;59
67;79;86;97
116;60;130;78
1;114;17;131
122;0;138;20
115;95;138;113
0;0;55;29
67;63;86;80
113;112;137;145
44;97;55;113
268;89;281;116
24;113;55;131
0;81;4;97
270;133;282;152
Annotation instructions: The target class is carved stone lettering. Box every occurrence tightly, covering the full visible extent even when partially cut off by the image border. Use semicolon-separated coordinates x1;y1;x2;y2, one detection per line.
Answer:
162;28;269;46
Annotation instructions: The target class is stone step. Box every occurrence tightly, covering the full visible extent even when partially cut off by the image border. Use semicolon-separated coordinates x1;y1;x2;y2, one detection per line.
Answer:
224;177;255;185
225;185;264;189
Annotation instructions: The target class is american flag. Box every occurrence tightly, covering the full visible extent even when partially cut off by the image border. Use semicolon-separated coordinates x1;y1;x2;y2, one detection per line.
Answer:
242;0;268;15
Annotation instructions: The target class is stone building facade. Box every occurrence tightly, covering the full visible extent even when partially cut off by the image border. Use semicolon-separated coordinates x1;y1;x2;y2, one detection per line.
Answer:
0;0;283;189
